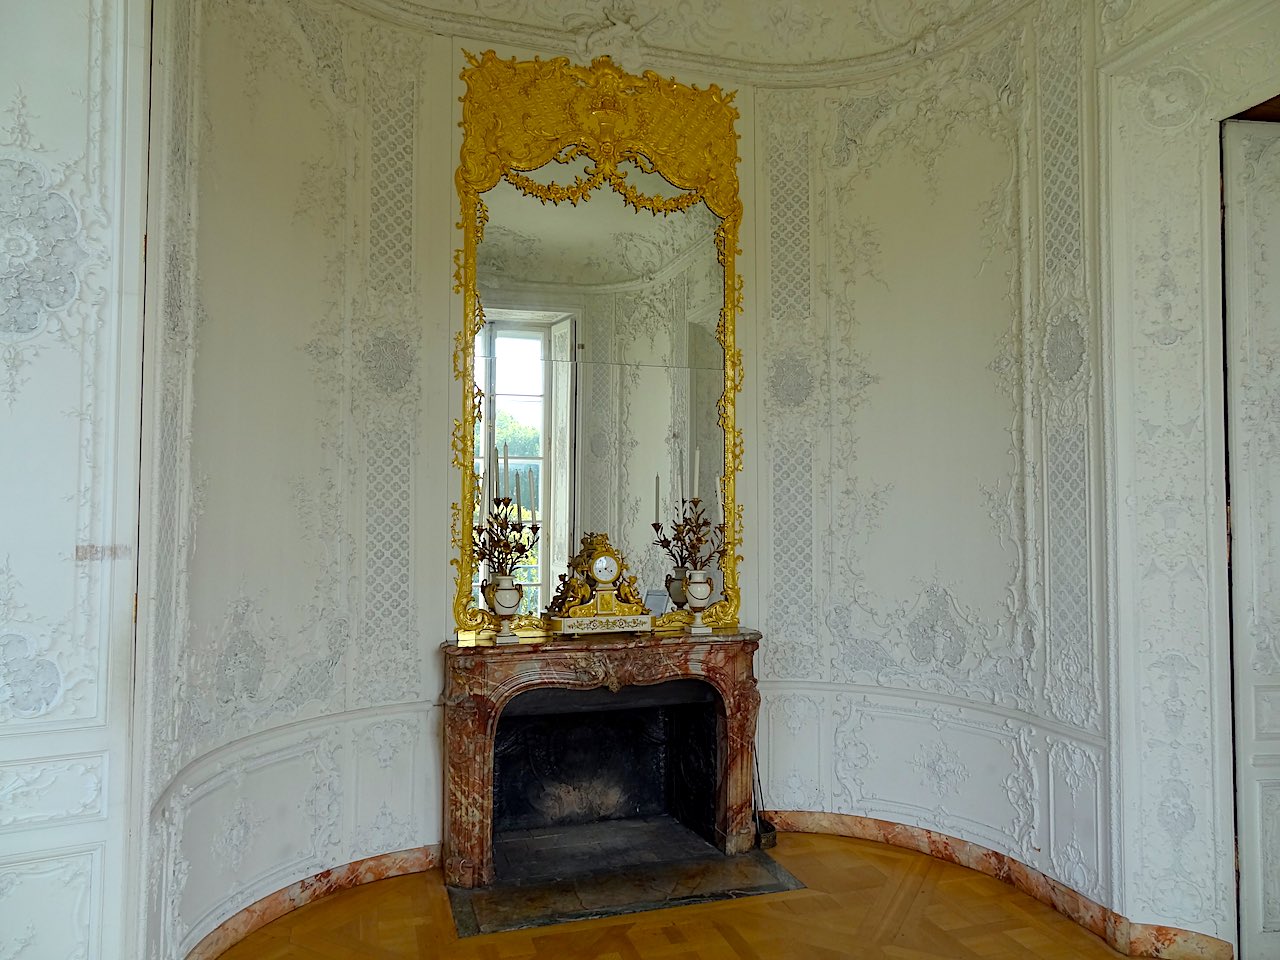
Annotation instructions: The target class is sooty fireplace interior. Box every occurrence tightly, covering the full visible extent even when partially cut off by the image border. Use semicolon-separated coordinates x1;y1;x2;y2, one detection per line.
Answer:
492;680;718;880
442;631;762;888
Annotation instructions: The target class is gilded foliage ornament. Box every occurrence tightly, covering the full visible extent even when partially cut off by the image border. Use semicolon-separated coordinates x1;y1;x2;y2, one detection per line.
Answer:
451;51;744;640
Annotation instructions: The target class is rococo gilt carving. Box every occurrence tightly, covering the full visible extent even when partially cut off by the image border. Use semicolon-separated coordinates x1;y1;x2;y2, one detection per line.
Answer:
450;50;745;640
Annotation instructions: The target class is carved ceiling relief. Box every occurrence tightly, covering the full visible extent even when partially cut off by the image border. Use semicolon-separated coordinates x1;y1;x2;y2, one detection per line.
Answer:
401;0;1026;70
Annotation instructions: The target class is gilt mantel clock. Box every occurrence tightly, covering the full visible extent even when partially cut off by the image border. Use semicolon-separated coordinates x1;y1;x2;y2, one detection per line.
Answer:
545;533;653;635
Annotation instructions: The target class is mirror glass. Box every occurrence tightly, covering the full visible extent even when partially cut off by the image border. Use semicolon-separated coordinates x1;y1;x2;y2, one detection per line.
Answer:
472;159;726;614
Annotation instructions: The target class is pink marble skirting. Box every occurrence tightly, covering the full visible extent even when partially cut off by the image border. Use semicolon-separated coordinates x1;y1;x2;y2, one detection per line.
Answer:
765;811;1232;960
186;845;439;960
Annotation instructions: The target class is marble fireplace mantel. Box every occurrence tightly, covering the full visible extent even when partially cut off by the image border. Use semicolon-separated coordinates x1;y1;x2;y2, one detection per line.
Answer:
442;630;762;888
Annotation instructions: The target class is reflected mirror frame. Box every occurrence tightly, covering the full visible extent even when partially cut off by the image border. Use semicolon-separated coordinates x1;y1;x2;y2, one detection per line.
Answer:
450;50;744;641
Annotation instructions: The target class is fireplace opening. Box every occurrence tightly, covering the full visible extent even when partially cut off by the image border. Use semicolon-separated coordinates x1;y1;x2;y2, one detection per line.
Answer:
491;678;721;882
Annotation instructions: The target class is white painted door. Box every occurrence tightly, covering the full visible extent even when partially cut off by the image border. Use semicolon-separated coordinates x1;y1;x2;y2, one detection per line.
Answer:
0;1;147;957
1225;118;1280;959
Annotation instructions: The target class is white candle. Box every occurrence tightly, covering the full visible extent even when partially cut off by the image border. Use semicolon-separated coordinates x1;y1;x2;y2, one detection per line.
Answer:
654;473;660;525
503;442;510;498
493;444;501;499
692;447;700;502
514;471;522;519
527;467;536;522
678;449;685;504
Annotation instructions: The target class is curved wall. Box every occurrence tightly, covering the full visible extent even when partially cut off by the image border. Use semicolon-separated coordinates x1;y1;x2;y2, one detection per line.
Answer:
752;0;1113;915
137;0;1258;955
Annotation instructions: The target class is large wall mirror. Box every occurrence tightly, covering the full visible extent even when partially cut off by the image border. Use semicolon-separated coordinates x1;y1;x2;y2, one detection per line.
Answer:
451;51;743;641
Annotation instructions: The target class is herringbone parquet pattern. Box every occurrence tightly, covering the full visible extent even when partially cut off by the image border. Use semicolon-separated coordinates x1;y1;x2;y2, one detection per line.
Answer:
219;833;1125;959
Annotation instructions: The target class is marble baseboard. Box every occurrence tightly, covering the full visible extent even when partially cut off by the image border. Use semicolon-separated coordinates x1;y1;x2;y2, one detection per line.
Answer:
764;811;1232;960
185;845;440;960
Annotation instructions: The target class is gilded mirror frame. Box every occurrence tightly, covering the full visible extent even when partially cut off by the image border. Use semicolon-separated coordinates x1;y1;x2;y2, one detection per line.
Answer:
451;50;743;640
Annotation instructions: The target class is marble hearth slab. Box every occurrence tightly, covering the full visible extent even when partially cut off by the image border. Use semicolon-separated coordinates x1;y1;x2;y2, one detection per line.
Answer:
447;819;802;936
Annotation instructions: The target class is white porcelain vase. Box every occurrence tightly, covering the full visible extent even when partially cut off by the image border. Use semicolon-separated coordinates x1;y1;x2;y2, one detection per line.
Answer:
486;574;523;639
683;569;714;635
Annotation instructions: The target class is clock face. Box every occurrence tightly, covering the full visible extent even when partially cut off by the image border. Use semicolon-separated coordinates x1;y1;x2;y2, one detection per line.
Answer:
591;553;620;584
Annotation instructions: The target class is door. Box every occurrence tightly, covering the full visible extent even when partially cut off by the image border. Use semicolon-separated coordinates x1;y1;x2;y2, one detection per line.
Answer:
1225;118;1280;958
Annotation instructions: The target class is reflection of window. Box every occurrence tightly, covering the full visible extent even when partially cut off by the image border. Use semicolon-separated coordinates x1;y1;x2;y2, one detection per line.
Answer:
473;313;574;615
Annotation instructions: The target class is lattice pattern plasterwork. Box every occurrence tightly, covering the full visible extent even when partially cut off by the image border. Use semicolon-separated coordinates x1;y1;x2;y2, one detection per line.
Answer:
760;90;820;682
360;421;419;703
367;41;414;297
1035;0;1099;735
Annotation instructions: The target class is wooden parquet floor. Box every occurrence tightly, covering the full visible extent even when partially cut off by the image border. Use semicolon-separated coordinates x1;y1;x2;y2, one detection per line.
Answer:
218;833;1126;959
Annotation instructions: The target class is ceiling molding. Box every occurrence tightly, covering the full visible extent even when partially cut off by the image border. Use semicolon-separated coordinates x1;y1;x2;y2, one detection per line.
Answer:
335;0;1035;88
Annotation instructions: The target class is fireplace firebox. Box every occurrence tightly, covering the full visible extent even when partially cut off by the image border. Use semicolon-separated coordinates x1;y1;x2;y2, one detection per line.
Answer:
492;679;719;868
443;631;761;888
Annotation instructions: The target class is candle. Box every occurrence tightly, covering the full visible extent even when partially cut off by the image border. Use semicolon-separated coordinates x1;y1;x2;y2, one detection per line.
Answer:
527;467;536;522
692;447;700;501
654;473;660;525
503;442;510;497
717;477;724;523
514;471;522;519
493;444;501;499
678;449;685;504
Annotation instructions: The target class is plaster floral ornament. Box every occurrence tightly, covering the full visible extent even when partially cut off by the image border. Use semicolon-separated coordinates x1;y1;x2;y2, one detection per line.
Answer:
0;158;89;341
566;1;654;73
767;353;815;409
360;332;414;394
910;737;969;798
1137;67;1208;130
213;798;264;873
0;632;63;719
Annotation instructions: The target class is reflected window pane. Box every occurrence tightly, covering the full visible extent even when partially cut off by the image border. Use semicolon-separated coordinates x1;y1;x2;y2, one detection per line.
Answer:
495;335;544;394
517;585;541;616
495;396;543;456
508;460;541;517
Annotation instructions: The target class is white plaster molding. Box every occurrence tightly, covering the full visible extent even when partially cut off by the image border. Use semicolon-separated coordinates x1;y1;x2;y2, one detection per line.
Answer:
0;753;107;832
1098;0;1280;937
335;0;1034;87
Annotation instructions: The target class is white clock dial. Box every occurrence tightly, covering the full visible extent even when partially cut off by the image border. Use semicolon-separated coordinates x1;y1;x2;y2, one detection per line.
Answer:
592;554;620;583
